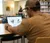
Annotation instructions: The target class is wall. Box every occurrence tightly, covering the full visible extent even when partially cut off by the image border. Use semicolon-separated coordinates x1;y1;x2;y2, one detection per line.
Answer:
0;0;3;15
3;1;16;16
3;0;27;16
14;0;27;14
18;0;27;9
14;1;19;14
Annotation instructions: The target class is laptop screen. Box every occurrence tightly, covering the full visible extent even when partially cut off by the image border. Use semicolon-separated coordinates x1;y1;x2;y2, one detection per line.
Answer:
7;16;22;27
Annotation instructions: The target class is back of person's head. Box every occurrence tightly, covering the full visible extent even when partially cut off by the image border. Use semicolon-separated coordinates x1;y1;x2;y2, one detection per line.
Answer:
25;0;40;11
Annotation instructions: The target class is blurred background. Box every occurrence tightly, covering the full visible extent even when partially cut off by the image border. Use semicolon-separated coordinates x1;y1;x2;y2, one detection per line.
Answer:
0;0;50;18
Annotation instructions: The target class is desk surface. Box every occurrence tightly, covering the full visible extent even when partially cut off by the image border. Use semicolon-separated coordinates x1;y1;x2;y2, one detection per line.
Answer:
0;24;11;35
0;24;22;41
0;24;24;43
0;24;20;37
0;18;11;35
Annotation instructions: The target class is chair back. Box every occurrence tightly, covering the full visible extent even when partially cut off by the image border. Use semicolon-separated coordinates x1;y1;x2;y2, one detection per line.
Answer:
35;37;50;43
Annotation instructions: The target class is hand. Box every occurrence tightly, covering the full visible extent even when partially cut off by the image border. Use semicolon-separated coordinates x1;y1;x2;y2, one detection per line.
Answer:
5;23;8;30
5;23;13;32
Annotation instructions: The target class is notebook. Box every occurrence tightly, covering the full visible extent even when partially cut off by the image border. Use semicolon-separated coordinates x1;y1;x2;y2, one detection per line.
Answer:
7;16;22;27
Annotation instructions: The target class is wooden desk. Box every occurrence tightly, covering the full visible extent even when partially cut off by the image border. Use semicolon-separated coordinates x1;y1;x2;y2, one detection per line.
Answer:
0;24;10;35
0;24;20;43
0;24;25;43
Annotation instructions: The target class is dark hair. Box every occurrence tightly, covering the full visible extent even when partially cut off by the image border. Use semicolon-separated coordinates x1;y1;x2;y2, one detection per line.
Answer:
31;1;40;11
25;1;40;11
19;7;23;12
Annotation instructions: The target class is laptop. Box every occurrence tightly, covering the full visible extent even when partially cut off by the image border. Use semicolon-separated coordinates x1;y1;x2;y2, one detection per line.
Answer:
7;16;22;27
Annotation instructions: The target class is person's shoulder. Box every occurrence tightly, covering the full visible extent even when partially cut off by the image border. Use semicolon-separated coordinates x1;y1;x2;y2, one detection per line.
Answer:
31;15;43;20
41;13;50;17
31;13;50;21
33;13;50;19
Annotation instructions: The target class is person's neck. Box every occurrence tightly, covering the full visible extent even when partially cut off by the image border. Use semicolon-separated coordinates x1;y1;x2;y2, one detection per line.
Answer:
32;11;42;16
29;11;42;18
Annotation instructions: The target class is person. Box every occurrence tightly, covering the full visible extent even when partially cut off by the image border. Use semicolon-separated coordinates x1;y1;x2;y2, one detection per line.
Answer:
17;6;25;18
5;0;50;43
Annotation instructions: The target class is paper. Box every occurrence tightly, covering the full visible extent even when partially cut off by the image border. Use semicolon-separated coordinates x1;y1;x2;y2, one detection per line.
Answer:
7;17;22;27
0;24;5;34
